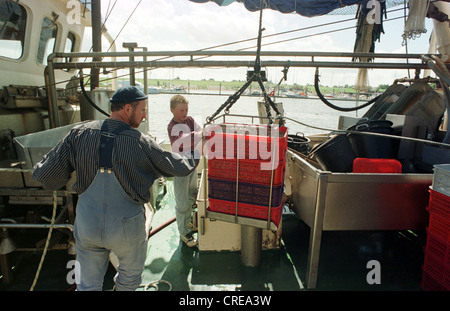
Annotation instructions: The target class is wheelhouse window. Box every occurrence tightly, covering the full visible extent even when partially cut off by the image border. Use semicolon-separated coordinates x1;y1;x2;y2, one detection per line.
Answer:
0;0;27;59
37;17;58;65
65;32;76;54
63;32;76;70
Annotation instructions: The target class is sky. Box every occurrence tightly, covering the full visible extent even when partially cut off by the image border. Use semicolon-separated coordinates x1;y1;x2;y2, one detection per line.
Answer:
83;0;437;88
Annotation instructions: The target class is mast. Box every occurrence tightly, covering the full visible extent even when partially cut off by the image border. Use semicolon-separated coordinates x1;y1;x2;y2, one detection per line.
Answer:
90;0;102;90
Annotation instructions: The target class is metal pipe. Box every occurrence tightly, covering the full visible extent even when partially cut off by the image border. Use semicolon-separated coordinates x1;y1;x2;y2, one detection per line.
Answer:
102;29;118;90
422;55;450;85
240;225;262;267
47;51;436;71
44;61;60;128
90;0;102;89
0;168;33;173
52;60;430;70
0;224;73;231
49;51;435;59
123;42;138;86
141;47;148;94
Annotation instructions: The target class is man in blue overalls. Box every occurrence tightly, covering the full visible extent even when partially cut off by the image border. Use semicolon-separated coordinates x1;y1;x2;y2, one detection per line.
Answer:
33;86;200;291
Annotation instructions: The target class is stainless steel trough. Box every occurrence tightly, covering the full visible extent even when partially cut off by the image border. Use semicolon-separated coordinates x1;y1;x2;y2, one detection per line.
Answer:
287;149;432;289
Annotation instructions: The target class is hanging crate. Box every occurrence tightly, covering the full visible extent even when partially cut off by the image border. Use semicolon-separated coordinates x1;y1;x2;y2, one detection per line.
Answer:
205;123;288;227
208;158;286;185
208;178;284;207
208;198;283;227
205;123;288;163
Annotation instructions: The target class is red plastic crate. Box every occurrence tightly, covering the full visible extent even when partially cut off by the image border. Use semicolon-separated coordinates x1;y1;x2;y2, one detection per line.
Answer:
425;229;450;266
208;158;285;185
444;270;450;290
427;212;450;243
208;198;282;226
352;158;402;173
428;188;450;221
205;123;288;162
208;178;283;207
422;252;450;290
220;138;287;162
421;269;448;291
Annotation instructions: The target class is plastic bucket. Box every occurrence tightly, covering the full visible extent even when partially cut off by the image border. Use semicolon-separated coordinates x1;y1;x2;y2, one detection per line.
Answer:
288;133;310;154
347;120;397;159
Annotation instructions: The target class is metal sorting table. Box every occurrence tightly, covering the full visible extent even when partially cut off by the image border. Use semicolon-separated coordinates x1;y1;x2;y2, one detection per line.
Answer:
287;150;433;289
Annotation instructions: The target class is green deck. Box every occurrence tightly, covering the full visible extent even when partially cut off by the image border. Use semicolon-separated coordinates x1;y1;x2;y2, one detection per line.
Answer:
0;178;426;291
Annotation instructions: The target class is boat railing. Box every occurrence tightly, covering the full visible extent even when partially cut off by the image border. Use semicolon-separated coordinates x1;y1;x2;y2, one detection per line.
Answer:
0;167;74;233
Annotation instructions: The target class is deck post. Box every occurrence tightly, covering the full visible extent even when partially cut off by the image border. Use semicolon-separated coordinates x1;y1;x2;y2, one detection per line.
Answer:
305;173;328;289
240;225;262;267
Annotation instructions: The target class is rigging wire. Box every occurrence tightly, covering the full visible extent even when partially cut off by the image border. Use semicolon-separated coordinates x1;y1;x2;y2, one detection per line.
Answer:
104;0;142;53
102;0;118;47
190;6;407;61
82;0;118;57
206;6;284;125
84;13;365;86
82;0;139;86
72;13;410;92
54;5;410;93
235;15;405;52
403;0;411;79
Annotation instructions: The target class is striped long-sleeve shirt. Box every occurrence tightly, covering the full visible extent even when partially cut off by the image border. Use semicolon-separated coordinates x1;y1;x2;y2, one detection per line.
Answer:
32;119;199;204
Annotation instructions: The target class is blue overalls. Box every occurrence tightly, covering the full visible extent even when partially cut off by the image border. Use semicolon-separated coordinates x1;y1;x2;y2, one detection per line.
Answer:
74;121;148;291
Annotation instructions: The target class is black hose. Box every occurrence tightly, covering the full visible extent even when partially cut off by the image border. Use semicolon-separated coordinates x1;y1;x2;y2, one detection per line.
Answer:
79;71;110;117
314;68;380;112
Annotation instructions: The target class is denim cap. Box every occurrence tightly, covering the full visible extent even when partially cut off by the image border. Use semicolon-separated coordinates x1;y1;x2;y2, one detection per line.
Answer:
110;86;148;104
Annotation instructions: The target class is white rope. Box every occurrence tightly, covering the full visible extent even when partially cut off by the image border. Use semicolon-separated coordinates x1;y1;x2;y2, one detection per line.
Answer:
30;191;58;291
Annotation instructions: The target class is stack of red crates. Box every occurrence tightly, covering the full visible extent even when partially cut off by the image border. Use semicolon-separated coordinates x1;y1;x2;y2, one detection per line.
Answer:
422;164;450;291
205;123;288;227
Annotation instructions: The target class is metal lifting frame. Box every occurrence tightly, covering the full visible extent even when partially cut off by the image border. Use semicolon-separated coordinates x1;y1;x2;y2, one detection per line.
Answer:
44;49;439;128
206;8;284;126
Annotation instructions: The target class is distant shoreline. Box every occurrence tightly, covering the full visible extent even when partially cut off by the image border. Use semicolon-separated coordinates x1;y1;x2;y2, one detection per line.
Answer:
152;89;376;102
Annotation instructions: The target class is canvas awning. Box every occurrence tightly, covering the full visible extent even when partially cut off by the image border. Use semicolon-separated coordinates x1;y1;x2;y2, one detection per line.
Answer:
189;0;370;17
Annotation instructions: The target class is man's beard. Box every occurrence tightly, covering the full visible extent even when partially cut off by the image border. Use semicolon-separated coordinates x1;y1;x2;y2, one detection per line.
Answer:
129;112;142;128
